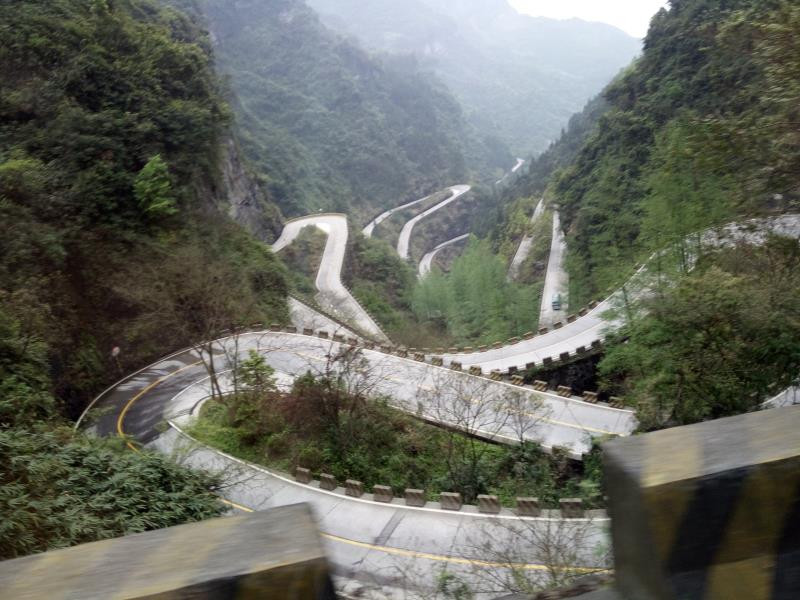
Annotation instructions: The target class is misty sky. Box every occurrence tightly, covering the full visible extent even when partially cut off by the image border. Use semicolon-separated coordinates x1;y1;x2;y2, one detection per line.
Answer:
509;0;669;38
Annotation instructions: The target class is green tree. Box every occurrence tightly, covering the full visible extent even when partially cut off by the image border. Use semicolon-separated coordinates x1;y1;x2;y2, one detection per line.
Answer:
600;237;800;430
0;429;223;560
134;155;178;220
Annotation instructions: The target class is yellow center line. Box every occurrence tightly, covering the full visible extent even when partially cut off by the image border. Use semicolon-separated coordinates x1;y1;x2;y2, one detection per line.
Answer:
219;499;604;573
116;361;608;573
116;361;204;451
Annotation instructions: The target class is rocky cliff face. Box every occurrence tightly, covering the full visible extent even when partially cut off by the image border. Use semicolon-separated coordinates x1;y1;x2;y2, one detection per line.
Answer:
217;137;284;244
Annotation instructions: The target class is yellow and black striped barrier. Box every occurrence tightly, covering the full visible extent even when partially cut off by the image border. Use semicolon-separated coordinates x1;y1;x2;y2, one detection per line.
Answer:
603;405;800;600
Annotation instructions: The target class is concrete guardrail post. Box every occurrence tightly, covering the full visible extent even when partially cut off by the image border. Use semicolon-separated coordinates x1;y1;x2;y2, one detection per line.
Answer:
609;396;625;409
380;344;392;353
318;331;329;340
450;361;463;371
373;485;394;503
567;314;577;323
511;375;525;386
440;492;463;511
559;351;571;362
579;308;588;317
538;327;549;335
591;339;603;349
492;342;503;349
583;391;599;403
413;352;425;362
577;345;587;354
478;495;501;514
345;479;364;498
347;337;358;346
284;325;297;333
469;366;482;376
508;336;521;344
396;348;408;358
295;467;312;484
516;497;541;517
523;331;536;340
477;345;488;351
490;370;503;381
303;327;314;336
432;357;444;366
589;300;598;309
525;361;536;370
557;385;572;398
560;498;585;518
319;473;337;491
405;489;426;507
270;323;281;331
543;356;554;366
332;334;345;343
554;321;564;329
532;380;548;391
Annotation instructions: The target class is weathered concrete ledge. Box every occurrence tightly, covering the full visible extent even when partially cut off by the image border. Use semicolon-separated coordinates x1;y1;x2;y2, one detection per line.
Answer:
0;504;336;600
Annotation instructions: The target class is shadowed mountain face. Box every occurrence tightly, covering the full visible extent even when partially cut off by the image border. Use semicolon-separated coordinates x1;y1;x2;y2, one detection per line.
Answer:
307;0;641;156
171;0;511;218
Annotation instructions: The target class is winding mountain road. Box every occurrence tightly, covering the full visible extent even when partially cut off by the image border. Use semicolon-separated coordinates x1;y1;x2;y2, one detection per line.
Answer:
495;158;526;185
82;328;618;597
362;193;433;239
79;199;800;597
271;214;389;342
418;233;470;278
397;185;471;260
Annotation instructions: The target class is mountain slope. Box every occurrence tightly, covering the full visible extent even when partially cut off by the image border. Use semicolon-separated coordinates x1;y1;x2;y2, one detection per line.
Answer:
551;0;800;303
174;0;510;219
307;0;641;156
0;0;288;559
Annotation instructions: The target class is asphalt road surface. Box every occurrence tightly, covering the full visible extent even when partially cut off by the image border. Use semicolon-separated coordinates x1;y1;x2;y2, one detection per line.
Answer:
397;185;471;260
418;233;470;278
83;330;618;598
445;213;800;371
507;197;545;281
538;210;570;328
272;215;389;342
362;193;433;238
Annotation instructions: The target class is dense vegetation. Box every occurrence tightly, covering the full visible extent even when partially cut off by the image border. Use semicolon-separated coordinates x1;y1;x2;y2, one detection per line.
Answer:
600;237;800;429
553;0;800;305
341;233;429;345
1;0;288;557
171;0;509;219
307;0;640;156
189;351;602;506
413;237;541;345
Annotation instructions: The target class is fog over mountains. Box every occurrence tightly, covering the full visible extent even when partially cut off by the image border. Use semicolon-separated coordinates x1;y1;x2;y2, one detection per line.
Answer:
307;0;642;155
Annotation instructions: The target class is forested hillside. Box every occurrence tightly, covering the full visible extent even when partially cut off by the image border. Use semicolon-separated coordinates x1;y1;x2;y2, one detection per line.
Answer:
172;0;510;219
307;0;640;156
492;0;800;428
1;0;288;557
553;0;800;304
